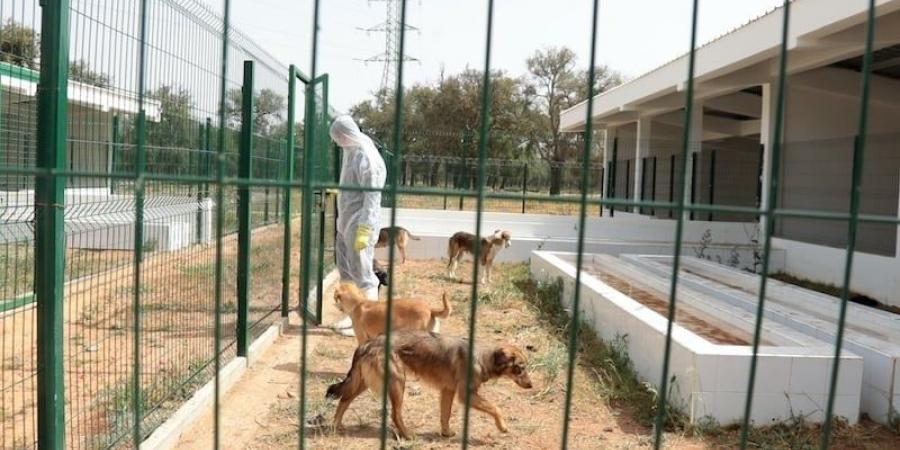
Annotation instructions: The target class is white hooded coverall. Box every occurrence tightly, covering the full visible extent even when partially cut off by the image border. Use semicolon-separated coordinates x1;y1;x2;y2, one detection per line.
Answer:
330;116;386;300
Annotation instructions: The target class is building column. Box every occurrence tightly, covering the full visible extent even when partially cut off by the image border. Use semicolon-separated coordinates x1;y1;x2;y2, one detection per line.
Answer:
759;83;777;233
683;103;703;220
634;117;651;214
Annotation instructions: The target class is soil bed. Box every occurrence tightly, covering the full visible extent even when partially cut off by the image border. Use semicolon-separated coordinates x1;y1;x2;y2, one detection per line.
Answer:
585;268;748;346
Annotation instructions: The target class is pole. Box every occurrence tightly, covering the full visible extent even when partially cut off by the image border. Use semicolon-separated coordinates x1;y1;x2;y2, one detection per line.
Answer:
236;60;255;357
282;66;298;317
521;162;528;214
35;1;70;447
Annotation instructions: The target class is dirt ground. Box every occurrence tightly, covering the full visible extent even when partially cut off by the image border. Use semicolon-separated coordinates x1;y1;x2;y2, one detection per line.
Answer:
1;222;295;449
173;260;899;449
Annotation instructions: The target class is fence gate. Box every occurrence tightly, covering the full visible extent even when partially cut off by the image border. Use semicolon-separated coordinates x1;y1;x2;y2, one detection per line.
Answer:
300;73;333;324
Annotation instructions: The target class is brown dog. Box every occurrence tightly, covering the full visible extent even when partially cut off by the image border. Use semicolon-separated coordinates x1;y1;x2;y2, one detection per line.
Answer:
447;230;512;284
327;330;532;439
333;282;451;345
375;226;420;264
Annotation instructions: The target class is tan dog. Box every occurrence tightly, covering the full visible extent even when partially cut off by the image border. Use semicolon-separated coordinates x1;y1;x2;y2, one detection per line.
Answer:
327;330;532;439
375;226;420;264
447;230;512;284
333;282;451;345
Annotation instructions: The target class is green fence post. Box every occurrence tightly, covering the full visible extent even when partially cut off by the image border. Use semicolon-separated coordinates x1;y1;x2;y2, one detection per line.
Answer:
739;1;792;446
236;60;255;357
458;159;465;210
299;2;323;445
204;117;212;199
708;150;716;221
213;1;233;446
651;156;657;216
35;1;70;447
610;137;618;217
654;0;701;446
561;0;602;443
131;0;150;445
443;161;449;210
521;162;528;213
460;1;495;445
599;166;604;217
624;159;631;212
282;66;298;318
315;76;330;323
668;154;675;218
196;122;205;244
110;114;120;194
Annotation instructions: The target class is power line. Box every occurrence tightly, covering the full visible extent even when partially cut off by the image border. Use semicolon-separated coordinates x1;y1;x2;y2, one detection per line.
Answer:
356;0;420;92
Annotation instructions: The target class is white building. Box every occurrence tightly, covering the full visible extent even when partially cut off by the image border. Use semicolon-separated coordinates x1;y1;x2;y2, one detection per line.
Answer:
561;0;900;307
0;61;214;251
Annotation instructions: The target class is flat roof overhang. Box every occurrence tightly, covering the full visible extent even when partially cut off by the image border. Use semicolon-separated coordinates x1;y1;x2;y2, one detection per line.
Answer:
561;0;900;132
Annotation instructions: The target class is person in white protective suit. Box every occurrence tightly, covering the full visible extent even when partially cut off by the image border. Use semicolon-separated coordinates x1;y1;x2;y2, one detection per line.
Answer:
329;115;386;336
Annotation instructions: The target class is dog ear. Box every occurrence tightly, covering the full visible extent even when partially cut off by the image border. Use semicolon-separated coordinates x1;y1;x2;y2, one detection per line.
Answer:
492;348;509;368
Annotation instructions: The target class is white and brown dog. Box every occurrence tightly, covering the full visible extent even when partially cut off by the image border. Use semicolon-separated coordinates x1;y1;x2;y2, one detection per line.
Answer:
446;230;512;284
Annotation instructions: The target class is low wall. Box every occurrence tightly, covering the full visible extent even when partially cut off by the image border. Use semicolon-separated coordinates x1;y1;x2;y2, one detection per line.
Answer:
377;208;779;272
529;251;863;425
773;237;900;308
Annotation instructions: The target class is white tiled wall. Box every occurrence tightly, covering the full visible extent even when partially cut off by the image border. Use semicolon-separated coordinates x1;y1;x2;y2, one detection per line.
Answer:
530;251;864;425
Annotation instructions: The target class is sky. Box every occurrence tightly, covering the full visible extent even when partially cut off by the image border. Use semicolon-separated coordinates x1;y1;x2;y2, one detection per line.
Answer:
207;0;785;113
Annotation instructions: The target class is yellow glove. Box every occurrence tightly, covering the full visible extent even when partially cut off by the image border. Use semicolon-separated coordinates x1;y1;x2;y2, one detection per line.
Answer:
354;225;372;252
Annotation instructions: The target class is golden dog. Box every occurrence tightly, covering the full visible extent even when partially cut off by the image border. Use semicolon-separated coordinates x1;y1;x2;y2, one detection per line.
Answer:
333;282;451;345
327;330;533;439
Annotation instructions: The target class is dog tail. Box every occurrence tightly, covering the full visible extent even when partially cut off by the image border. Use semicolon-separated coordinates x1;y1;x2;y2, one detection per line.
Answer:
405;228;421;241
431;292;452;319
326;346;363;400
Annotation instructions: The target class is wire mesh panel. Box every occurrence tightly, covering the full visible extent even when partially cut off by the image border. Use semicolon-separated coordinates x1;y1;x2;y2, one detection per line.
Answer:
0;0;896;449
0;3;41;448
0;0;299;447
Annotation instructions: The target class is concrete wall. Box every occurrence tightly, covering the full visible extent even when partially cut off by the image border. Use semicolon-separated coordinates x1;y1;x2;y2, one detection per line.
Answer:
376;208;777;273
779;69;900;257
773;236;900;308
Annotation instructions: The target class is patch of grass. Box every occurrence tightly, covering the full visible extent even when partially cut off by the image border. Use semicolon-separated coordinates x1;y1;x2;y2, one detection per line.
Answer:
2;355;24;371
97;357;213;447
315;346;345;360
140;302;170;312
723;415;853;450
515;272;687;430
115;284;153;297
181;262;215;277
771;272;900;315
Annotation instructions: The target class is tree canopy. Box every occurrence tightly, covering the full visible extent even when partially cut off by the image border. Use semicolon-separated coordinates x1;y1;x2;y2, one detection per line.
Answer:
350;46;623;194
70;60;111;87
0;19;39;69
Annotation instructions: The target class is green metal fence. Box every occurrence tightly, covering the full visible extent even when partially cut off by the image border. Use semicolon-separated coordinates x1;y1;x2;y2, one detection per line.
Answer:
0;0;895;448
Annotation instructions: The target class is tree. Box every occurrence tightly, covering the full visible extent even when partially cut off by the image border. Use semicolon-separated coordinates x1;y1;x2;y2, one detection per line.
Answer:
226;87;286;136
70;59;111;87
526;46;622;194
0;20;39;69
145;85;195;172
